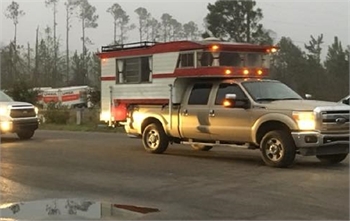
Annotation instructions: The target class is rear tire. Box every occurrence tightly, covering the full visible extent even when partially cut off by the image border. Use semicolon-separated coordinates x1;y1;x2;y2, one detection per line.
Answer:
260;130;296;168
191;144;213;151
142;123;169;154
17;130;35;140
316;154;348;164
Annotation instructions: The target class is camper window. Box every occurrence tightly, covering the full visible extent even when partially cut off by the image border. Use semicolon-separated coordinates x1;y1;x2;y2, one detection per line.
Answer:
177;52;194;68
120;57;151;83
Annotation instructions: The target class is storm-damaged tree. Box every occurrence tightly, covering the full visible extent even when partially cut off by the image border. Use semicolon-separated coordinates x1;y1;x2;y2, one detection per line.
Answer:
4;1;25;81
45;0;60;87
4;1;25;48
134;7;150;42
205;0;272;44
160;13;173;42
183;21;200;40
77;0;98;84
107;3;135;44
324;37;349;100
64;0;79;84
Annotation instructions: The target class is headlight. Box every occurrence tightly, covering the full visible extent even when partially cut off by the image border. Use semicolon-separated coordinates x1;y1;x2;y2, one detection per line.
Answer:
34;107;39;115
0;121;13;132
292;111;316;130
0;106;10;116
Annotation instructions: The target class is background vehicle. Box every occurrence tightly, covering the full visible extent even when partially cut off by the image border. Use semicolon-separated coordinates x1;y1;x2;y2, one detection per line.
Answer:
0;90;39;139
97;39;350;167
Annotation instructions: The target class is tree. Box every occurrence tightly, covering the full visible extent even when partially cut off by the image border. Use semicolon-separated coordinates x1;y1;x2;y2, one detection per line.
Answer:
270;37;309;95
134;7;150;42
77;0;98;84
205;0;272;44
183;21;200;40
45;0;60;87
64;0;79;84
107;3;134;44
169;18;183;41
304;34;326;99
304;34;323;64
324;37;349;100
4;1;25;47
160;13;172;42
147;17;160;42
4;1;25;82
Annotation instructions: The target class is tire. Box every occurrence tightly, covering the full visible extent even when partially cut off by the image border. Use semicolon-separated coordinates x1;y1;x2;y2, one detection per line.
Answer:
17;130;35;140
191;144;213;151
142;123;169;154
316;154;348;164
260;130;296;168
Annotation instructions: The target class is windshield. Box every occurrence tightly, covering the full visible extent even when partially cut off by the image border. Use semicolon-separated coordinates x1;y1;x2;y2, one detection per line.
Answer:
242;81;302;102
0;91;14;102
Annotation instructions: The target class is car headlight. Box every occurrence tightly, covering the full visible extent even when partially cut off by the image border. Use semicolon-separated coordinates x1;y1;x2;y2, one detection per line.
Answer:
0;106;10;116
292;111;316;130
0;121;13;132
34;107;39;115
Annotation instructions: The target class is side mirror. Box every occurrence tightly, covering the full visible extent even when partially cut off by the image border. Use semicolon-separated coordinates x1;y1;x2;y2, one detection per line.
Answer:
305;94;312;99
342;99;349;105
223;94;250;109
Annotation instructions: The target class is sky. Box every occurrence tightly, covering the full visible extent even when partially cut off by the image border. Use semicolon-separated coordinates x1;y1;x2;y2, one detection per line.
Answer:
0;0;349;60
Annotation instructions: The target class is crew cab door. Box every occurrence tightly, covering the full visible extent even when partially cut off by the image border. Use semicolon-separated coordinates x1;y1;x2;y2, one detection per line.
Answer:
179;82;214;140
208;83;254;142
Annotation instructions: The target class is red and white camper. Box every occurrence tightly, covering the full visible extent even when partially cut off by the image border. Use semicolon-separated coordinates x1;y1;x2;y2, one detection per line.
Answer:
97;38;276;124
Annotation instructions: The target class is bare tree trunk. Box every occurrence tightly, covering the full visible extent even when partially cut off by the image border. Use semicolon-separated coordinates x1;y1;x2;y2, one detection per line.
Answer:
66;5;70;85
34;26;39;86
113;20;116;44
53;2;58;87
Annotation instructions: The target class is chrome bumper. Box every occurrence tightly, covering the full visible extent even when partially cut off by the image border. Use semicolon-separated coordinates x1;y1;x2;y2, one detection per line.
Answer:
291;132;349;156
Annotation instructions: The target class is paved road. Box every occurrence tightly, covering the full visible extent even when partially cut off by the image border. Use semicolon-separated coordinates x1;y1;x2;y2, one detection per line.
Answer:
1;130;349;220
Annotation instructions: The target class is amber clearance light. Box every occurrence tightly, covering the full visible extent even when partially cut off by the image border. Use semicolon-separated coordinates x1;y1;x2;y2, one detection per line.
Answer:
225;69;232;75
211;45;219;51
223;100;231;107
243;69;249;75
257;69;263;75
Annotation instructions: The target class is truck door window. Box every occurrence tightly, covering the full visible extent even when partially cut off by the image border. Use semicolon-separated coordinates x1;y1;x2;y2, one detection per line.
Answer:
215;83;246;105
188;83;212;105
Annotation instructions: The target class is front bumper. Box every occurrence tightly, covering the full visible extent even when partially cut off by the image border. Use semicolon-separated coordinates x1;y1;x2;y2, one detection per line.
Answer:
291;131;349;156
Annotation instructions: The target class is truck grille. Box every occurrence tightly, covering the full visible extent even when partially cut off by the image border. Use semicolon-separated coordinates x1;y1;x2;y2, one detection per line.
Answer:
10;108;36;118
320;110;350;133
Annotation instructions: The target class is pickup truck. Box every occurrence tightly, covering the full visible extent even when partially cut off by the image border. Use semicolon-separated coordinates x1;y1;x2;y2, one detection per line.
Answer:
0;90;39;139
124;78;350;167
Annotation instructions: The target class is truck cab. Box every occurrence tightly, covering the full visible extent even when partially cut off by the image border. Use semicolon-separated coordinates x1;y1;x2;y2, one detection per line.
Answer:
0;90;39;140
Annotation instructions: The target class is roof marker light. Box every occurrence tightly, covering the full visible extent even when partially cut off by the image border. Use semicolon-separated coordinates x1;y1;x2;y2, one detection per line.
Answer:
257;69;263;75
211;45;219;51
225;69;232;75
243;69;249;75
271;47;277;53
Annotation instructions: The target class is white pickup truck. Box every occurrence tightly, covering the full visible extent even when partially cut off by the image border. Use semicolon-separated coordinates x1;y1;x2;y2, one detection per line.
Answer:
0;91;39;139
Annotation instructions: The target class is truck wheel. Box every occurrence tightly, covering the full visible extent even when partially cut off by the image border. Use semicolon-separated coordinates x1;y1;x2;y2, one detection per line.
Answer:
17;130;35;140
260;130;296;168
142;123;169;154
191;144;213;151
316;154;348;164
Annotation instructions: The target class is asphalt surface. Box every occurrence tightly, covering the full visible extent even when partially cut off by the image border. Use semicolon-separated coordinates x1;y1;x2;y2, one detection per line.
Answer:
1;130;349;220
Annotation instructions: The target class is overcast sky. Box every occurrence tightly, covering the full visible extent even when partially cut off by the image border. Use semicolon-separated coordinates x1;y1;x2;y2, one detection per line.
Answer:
0;0;348;59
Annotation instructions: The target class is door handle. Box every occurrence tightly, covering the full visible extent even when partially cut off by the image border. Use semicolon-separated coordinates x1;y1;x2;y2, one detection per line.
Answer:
209;109;215;117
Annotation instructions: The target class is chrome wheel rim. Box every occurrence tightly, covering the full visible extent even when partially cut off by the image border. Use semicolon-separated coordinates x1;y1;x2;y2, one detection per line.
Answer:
146;129;160;149
265;138;284;162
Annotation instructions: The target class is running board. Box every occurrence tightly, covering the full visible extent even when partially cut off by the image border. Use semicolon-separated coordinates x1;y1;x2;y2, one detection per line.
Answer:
181;141;257;149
